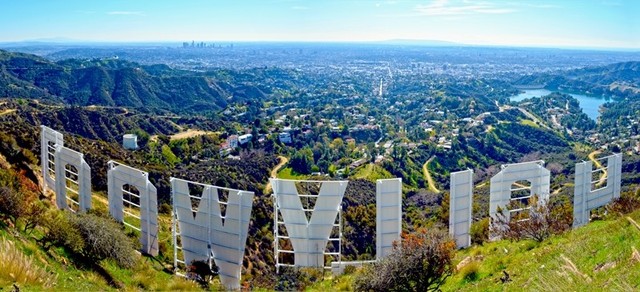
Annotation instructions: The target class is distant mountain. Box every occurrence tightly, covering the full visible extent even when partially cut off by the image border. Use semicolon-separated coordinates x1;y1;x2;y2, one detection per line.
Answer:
375;39;462;46
0;50;268;113
515;61;640;98
514;61;640;98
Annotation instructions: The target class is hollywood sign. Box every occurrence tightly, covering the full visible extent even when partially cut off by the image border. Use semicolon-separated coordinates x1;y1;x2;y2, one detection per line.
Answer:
449;155;622;248
271;178;402;274
40;126;403;286
40;126;624;285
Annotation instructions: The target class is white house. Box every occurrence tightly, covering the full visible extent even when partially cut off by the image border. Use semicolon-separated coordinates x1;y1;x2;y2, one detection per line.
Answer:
238;134;253;145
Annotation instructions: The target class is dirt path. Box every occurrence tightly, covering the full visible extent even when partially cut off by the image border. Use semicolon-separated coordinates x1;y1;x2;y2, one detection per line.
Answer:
422;156;440;193
0;109;16;116
588;150;607;187
264;156;289;194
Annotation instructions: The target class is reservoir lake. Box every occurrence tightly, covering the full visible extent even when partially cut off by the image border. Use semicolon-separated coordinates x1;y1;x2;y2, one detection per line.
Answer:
509;89;612;121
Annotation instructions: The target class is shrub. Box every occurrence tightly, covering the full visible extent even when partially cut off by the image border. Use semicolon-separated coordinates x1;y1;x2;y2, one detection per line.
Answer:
0;237;55;287
460;261;480;282
0;168;44;232
275;267;304;291
274;266;324;291
158;202;172;215
41;210;138;268
491;196;573;242
470;218;489;245
22;200;47;233
0;185;45;234
354;228;456;291
343;264;357;275
40;210;85;253
70;212;138;268
186;260;218;288
607;191;640;215
0;186;26;222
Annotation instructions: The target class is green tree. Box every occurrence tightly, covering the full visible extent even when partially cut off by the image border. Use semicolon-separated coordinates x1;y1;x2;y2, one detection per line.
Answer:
290;148;314;174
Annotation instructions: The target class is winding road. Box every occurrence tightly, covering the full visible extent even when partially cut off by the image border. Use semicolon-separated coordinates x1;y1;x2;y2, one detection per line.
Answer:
588;150;608;188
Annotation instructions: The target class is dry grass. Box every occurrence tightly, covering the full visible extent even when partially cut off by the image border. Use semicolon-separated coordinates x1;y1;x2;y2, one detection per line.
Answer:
627;217;640;231
170;129;216;141
0;237;55;287
560;254;591;283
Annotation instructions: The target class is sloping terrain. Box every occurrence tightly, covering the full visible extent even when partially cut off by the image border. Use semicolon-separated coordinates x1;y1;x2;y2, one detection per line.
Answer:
515;61;640;98
441;210;640;291
0;50;269;113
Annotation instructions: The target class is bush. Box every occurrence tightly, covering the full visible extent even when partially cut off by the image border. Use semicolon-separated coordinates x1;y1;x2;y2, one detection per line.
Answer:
0;186;26;222
275;267;323;291
607;191;640;215
459;261;480;282
354;228;456;291
0;168;45;233
158;202;172;215
186;260;218;288
343;264;357;275
22;200;47;233
470;218;489;245
0;184;45;233
275;267;304;291
70;212;138;268
41;210;138;268
491;196;573;242
40;210;85;254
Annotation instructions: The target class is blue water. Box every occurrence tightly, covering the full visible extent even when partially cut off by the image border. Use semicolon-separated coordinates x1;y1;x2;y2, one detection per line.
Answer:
509;89;612;121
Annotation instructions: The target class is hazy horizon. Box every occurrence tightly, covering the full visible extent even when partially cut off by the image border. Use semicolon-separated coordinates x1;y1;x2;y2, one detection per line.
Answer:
0;0;638;50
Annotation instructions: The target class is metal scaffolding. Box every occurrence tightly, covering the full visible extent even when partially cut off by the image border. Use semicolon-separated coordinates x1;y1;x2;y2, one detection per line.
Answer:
171;178;254;290
54;146;92;212
108;161;159;256
40;125;64;192
271;179;347;272
489;160;550;238
573;153;622;228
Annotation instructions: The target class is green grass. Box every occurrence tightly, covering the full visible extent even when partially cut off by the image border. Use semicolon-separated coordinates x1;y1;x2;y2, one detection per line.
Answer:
351;163;393;182
0;227;201;291
519;119;539;128
307;210;640;291
441;210;640;291
277;167;311;180
0;188;206;291
306;274;354;291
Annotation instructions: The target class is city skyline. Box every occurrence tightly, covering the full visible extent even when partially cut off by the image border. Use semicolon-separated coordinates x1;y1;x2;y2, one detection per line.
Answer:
0;0;638;50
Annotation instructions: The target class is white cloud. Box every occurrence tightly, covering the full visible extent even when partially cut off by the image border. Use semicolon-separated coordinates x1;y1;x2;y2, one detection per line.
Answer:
415;0;516;16
107;11;145;16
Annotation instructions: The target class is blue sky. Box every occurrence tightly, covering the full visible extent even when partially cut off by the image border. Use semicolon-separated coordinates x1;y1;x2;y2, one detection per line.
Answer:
0;0;638;49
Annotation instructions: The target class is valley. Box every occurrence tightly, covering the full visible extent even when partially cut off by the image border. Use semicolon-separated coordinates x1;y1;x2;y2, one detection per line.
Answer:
0;44;639;290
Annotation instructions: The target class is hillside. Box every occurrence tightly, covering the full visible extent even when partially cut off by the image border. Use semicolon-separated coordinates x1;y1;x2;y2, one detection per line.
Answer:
304;206;640;291
442;209;640;290
1;48;639;290
0;49;271;113
515;61;640;98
